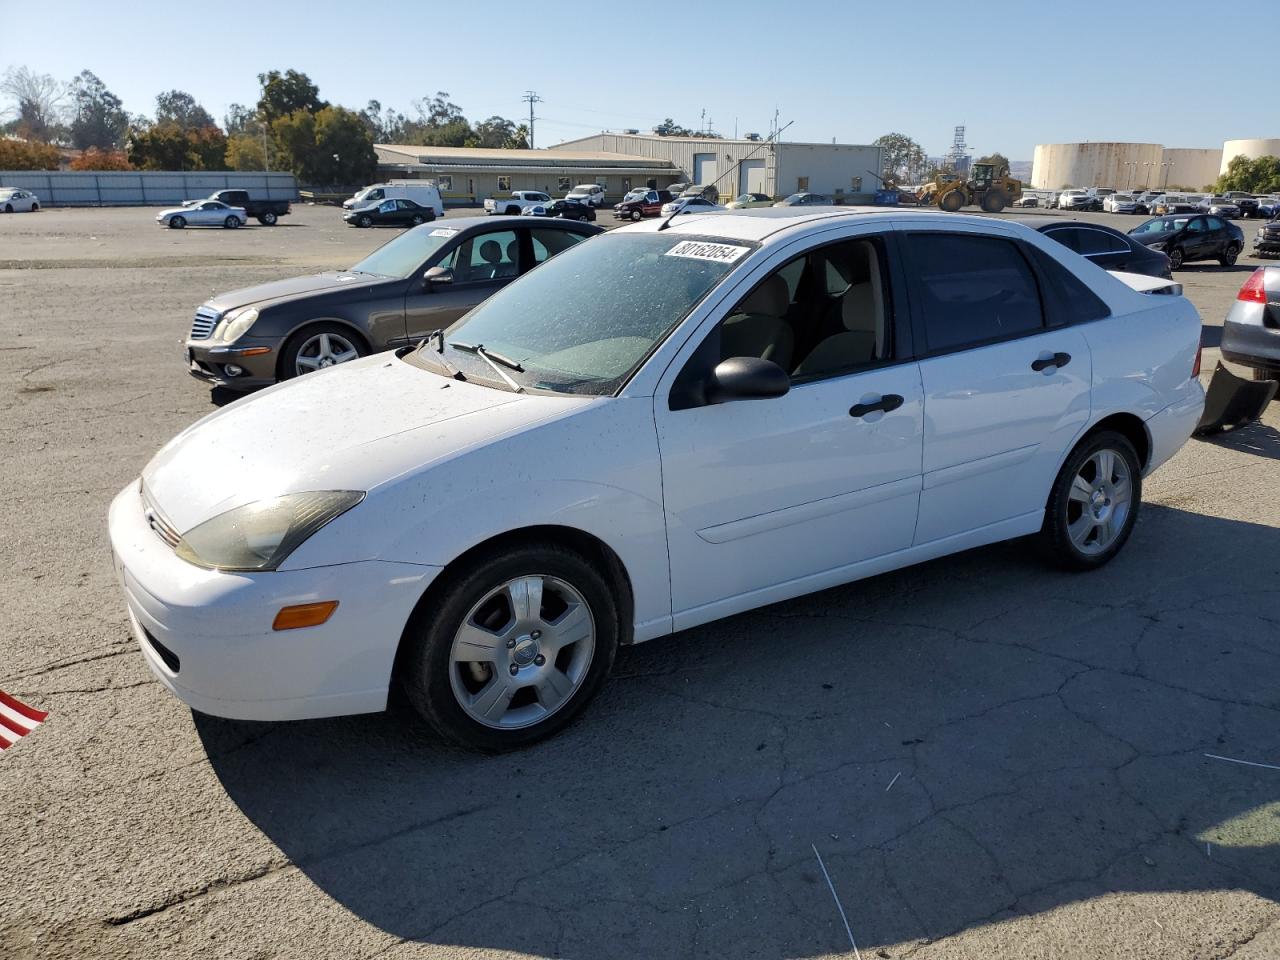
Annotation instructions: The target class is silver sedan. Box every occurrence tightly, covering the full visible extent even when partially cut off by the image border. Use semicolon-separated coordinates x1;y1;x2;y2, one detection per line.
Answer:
155;200;247;229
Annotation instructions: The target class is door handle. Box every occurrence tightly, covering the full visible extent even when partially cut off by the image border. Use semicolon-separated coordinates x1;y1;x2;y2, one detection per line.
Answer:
849;394;904;418
1031;352;1071;372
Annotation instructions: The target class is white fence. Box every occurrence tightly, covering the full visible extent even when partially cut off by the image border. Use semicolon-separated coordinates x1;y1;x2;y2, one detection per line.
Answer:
0;171;299;206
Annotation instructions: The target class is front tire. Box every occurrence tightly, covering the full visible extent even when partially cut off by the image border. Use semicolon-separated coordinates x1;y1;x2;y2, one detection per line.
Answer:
1220;243;1240;266
279;323;366;380
358;214;372;228
939;190;964;212
630;209;642;221
400;541;620;751
1167;246;1184;270
169;216;186;229
981;190;1008;213
1038;431;1142;571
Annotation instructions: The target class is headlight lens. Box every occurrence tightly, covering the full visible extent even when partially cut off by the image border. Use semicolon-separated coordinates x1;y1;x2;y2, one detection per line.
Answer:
175;491;364;571
215;307;259;343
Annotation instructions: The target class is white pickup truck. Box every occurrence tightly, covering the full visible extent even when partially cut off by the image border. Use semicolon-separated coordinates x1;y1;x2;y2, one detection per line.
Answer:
484;190;553;216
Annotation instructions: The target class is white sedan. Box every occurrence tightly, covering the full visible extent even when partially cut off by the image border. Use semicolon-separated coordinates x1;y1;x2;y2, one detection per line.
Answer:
155;199;247;229
0;187;40;212
659;196;727;217
109;208;1206;750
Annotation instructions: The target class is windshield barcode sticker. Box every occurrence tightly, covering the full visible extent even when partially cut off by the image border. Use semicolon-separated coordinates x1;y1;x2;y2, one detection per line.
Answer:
665;241;750;263
429;228;458;237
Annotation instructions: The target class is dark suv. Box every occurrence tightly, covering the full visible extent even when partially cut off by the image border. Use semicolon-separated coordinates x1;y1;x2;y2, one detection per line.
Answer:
613;189;674;221
1128;214;1244;270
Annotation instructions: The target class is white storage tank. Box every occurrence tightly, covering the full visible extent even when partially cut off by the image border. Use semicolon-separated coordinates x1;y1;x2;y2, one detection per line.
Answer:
1221;139;1280;174
1031;143;1163;191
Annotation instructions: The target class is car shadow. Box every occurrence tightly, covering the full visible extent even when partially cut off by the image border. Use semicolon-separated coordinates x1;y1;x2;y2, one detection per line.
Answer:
1198;417;1280;461
1178;264;1256;274
199;505;1280;957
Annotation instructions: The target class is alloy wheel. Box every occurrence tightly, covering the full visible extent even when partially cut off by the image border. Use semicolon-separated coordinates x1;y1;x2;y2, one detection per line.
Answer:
294;331;360;375
1066;449;1133;556
448;575;596;730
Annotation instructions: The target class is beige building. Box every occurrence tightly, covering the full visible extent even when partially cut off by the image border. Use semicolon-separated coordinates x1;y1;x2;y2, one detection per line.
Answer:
1034;137;1280;191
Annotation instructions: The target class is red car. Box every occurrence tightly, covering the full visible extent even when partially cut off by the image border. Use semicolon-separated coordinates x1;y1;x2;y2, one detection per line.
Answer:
613;189;674;221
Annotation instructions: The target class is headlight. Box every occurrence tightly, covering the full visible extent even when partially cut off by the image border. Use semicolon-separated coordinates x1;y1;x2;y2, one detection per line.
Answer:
215;307;259;342
175;491;364;571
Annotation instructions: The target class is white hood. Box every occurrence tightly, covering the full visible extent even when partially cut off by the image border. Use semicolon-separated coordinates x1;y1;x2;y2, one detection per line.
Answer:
143;354;590;532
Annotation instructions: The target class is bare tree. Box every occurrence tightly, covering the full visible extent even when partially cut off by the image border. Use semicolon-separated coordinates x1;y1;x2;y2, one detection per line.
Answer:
1;66;67;142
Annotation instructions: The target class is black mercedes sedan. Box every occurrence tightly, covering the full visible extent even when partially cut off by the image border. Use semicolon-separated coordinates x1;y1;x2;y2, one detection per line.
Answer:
521;198;597;221
344;197;437;228
184;217;602;392
1129;214;1245;270
1025;217;1172;279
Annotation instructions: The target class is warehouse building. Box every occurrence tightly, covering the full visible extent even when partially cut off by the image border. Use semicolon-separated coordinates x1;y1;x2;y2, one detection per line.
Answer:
552;132;883;203
374;144;681;206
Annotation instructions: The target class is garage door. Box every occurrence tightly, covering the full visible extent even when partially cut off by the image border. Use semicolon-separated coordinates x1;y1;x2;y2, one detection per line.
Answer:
693;152;718;186
739;159;766;195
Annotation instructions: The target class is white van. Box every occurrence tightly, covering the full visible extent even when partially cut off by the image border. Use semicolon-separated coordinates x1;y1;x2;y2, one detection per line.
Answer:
565;183;606;207
343;181;444;216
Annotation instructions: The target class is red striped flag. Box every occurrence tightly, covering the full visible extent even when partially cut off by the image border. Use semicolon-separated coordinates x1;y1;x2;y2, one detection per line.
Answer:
0;689;48;751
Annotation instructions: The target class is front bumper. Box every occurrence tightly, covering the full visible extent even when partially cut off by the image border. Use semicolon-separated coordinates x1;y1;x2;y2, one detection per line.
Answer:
1253;233;1280;253
184;337;278;391
109;482;440;721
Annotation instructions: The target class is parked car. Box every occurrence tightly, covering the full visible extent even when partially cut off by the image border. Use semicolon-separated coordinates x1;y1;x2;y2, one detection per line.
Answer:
0;187;40;212
1012;194;1040;208
1129;214;1244;269
1253;218;1280;257
564;184;607;207
1198;197;1241;218
774;192;830;206
1133;192;1162;215
1103;194;1139;214
181;217;601;391
521;198;597;222
1153;195;1198;215
343;182;444;217
613;189;673;221
1222;192;1260;218
1058;189;1100;211
726;193;774;209
1040;190;1060;210
658;196;726;217
201;189;291;225
1259;197;1280;219
1028;218;1172;278
666;182;690;196
678;184;720;203
111;208;1204;750
155;199;247;229
1221;267;1280;381
484;191;553;216
344;197;437;228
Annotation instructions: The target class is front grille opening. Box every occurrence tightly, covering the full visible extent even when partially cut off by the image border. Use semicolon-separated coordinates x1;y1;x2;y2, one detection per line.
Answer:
143;626;180;673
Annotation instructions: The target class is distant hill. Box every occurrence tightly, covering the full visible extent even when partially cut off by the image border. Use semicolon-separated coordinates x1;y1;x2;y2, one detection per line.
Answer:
1009;160;1032;181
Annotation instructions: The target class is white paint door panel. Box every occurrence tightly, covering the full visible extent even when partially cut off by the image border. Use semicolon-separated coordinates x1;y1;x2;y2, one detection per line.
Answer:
914;329;1092;544
657;365;924;619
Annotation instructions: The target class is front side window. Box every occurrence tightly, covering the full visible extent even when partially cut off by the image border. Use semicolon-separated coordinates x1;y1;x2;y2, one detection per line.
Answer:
712;237;892;381
429;233;749;395
906;234;1044;353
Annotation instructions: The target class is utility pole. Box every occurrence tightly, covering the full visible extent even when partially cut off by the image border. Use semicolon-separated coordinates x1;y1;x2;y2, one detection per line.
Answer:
522;90;543;148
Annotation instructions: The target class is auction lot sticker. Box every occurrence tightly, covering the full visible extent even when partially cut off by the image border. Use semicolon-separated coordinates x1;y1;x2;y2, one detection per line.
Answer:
665;240;751;263
0;689;48;752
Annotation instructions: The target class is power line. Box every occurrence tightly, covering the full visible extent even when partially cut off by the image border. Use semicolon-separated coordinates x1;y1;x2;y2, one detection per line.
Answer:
521;90;544;148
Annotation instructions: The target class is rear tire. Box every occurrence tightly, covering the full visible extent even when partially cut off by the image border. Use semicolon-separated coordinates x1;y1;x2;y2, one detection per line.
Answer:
259;211;278;225
505;206;520;216
1220;243;1240;266
399;541;620;751
224;216;241;229
2;204;11;213
981;191;1008;213
1038;431;1142;571
411;214;425;225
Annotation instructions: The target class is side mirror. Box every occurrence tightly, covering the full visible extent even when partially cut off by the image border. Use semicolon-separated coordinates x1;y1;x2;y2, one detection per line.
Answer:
424;266;453;289
707;357;790;404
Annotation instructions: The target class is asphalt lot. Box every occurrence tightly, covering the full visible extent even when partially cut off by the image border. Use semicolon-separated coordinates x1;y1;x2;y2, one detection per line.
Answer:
2;204;1278;960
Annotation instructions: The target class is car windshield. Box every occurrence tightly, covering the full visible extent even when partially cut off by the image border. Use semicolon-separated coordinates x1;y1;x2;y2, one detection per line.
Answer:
783;193;805;202
419;233;753;396
350;227;457;278
1135;217;1189;234
1113;195;1133;201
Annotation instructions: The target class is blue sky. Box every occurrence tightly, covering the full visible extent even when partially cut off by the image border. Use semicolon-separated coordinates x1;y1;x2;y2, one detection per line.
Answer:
2;0;1271;158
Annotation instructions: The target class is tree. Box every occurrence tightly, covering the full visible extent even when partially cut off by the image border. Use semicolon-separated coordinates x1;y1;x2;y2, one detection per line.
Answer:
70;147;132;170
470;116;516;149
256;70;325;124
68;70;129;150
226;133;268;171
1;66;66;143
977;152;1011;174
874;132;927;183
506;124;530;150
653;118;693;137
127;122;228;171
0;138;60;169
271;106;376;185
1214;154;1280;195
224;103;257;137
154;90;217;132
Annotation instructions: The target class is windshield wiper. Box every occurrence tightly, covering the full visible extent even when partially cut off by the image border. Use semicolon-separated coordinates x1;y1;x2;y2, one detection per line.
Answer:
417;329;465;380
451;341;524;392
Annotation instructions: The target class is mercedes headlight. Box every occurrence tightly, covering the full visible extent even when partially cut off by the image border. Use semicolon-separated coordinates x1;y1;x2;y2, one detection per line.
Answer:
175;491;364;571
215;307;260;343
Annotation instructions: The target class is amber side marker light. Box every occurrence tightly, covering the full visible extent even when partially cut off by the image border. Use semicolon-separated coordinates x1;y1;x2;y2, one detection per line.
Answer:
273;601;339;631
234;346;273;357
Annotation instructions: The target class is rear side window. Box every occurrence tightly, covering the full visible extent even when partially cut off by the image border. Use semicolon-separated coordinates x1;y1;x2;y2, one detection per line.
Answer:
1026;245;1111;326
905;234;1044;353
1073;228;1129;256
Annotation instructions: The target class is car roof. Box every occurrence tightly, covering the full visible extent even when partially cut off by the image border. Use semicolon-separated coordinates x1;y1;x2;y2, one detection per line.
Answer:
1019;216;1132;237
441;215;595;231
615;207;1022;244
